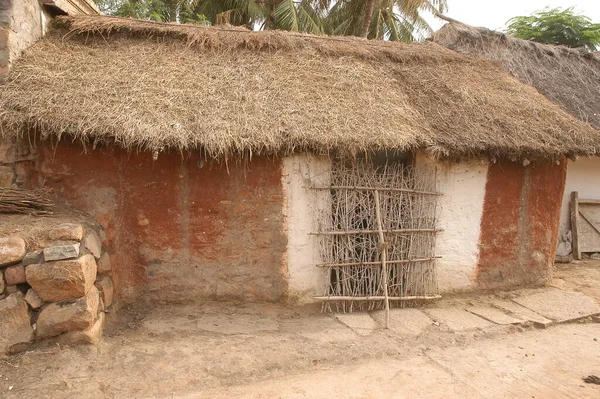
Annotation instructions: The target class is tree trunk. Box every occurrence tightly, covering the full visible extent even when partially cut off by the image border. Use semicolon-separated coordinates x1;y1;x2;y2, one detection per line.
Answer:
360;0;376;38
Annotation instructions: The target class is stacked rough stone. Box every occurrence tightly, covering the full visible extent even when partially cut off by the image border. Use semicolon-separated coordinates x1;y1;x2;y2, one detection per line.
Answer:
0;138;36;187
0;223;114;354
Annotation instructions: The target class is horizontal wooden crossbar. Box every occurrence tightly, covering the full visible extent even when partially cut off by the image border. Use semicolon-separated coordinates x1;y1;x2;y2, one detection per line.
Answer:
313;295;441;301
578;199;600;204
307;185;442;196
316;257;440;268
310;228;441;235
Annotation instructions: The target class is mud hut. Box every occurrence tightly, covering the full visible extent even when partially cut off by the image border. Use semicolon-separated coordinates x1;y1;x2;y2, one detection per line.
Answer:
1;15;599;311
434;23;600;256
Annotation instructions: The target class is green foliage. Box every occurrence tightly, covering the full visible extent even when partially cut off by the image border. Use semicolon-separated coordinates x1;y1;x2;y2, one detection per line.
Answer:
327;0;447;41
94;0;209;24
94;0;448;42
506;7;600;50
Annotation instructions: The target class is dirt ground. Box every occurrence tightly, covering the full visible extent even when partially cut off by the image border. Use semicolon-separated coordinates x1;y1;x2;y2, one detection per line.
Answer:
552;259;600;301
0;261;599;398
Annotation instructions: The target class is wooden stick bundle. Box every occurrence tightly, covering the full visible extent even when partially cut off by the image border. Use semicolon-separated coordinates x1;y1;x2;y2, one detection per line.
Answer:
0;188;54;215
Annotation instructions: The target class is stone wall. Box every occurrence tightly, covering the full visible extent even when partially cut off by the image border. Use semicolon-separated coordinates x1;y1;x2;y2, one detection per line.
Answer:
0;138;37;188
0;221;113;354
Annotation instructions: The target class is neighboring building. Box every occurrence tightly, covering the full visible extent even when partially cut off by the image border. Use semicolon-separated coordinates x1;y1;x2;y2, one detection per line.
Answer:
0;0;99;81
1;16;599;307
434;23;600;256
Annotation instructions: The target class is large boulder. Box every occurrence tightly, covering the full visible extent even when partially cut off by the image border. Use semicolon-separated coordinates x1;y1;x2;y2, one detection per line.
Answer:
48;223;84;241
82;231;102;259
24;289;44;309
95;276;114;308
0;237;26;267
21;249;43;266
0;292;34;353
59;312;105;345
97;252;112;273
43;243;80;262
36;287;99;339
4;264;26;285
26;254;97;302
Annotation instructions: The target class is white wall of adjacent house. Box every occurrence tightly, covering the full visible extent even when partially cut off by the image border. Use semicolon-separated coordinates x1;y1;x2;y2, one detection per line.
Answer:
561;157;600;232
415;152;489;293
2;0;50;65
1;0;99;80
282;154;332;303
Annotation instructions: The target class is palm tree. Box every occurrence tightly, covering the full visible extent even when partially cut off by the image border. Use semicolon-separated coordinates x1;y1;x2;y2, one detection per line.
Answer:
199;0;448;41
97;0;448;41
327;0;448;41
195;0;328;33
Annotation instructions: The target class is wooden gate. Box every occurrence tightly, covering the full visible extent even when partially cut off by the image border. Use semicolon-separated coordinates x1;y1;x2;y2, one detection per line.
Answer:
571;191;600;259
310;160;441;326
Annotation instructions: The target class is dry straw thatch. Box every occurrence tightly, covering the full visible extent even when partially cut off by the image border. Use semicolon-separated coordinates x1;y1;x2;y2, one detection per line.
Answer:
434;23;600;132
0;15;599;160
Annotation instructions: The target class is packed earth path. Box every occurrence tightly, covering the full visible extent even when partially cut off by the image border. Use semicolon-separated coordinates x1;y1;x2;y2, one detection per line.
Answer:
1;261;600;399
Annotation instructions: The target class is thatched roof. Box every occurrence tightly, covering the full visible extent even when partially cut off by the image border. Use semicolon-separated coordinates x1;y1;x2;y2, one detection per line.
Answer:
0;16;599;160
434;23;600;132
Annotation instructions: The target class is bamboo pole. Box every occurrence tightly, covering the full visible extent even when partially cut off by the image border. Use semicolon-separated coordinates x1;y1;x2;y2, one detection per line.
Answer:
373;189;389;329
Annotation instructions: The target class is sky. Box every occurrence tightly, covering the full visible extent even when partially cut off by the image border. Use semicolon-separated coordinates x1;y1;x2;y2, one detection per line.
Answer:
425;0;600;32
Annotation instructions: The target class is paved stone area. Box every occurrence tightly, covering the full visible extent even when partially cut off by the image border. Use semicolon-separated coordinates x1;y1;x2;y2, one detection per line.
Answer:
513;290;600;323
325;289;600;336
334;313;378;336
422;308;494;332
280;316;357;343
491;300;553;326
466;306;523;325
371;308;433;336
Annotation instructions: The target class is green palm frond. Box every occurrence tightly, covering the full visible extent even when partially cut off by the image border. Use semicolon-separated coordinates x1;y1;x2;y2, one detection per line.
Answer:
100;0;450;41
273;0;300;31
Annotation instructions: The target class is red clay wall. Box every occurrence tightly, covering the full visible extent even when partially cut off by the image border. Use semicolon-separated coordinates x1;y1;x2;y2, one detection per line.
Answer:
24;142;288;303
477;160;567;288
